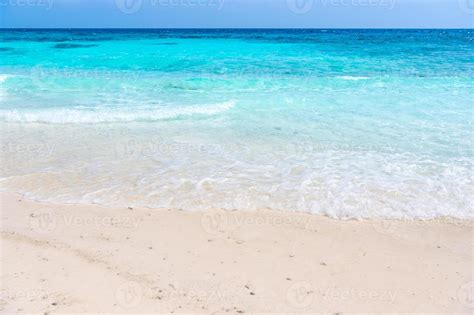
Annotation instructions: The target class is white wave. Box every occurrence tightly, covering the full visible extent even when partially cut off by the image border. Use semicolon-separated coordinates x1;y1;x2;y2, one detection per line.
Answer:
0;74;12;83
2;155;472;220
338;76;369;81
0;101;235;123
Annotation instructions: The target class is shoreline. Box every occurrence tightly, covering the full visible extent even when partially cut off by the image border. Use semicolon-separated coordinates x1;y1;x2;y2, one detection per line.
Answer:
1;191;473;313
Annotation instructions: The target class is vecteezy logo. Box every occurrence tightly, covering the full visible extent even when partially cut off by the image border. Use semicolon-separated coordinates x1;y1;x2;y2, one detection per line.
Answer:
29;210;57;235
200;211;228;235
286;0;315;14
286;281;314;309
458;0;474;14
116;0;143;14
114;137;142;159
115;281;143;308
371;217;397;236
30;65;55;91
458;281;474;309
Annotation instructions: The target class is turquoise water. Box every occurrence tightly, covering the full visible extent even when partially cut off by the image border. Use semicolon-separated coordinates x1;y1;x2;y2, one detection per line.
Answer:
0;29;473;219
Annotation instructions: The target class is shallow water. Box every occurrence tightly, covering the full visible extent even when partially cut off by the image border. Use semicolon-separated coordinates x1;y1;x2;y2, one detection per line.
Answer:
1;29;473;219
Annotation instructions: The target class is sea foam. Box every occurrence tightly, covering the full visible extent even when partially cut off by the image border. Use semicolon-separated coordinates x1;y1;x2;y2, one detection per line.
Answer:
338;76;370;81
0;101;235;123
0;74;12;83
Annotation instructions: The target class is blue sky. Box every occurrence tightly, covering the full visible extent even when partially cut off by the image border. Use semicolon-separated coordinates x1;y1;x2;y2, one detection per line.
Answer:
0;0;473;28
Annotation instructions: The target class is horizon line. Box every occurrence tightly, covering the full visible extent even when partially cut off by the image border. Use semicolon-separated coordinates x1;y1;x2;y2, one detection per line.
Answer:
1;27;473;30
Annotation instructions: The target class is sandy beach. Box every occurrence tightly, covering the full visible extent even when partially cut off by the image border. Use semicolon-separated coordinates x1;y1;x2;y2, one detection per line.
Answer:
1;191;472;313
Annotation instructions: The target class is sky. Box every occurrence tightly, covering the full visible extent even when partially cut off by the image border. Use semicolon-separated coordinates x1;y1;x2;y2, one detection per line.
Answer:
0;0;473;28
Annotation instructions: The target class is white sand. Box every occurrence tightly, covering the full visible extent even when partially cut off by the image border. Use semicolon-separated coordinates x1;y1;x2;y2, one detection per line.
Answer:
1;192;473;313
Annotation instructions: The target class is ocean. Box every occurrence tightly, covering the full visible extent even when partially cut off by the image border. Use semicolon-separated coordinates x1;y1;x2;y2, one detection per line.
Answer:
0;29;472;219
